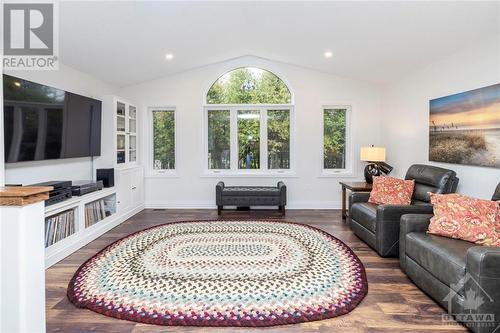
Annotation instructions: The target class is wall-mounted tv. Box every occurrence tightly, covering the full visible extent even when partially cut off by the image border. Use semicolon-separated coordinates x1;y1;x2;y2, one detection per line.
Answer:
3;75;102;163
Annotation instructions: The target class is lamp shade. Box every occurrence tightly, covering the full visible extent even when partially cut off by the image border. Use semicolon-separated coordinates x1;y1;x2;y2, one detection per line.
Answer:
360;146;386;162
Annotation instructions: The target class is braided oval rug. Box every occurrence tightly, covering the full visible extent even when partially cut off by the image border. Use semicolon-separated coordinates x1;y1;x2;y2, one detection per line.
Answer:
68;220;367;327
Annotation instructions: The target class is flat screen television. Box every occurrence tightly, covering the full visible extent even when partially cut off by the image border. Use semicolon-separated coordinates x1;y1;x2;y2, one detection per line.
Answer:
3;75;102;162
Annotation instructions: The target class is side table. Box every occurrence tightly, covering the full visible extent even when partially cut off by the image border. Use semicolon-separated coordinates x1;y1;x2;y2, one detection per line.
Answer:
339;181;372;221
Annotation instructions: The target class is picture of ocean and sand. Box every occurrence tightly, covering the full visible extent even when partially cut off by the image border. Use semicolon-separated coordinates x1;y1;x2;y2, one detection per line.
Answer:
429;83;500;168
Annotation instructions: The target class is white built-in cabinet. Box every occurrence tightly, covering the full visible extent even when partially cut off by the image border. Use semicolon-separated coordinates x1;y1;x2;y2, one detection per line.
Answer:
97;95;144;214
97;96;139;169
97;95;144;212
116;166;144;213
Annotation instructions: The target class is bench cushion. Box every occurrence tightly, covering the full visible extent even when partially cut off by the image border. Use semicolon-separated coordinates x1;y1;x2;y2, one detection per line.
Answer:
220;196;282;206
222;186;280;197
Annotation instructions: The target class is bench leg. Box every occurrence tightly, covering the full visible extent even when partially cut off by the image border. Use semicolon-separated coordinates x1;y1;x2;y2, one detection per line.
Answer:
218;206;222;216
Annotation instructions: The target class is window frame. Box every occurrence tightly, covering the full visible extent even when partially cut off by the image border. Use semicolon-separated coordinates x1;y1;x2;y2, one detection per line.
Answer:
320;105;354;177
148;106;178;177
203;104;295;177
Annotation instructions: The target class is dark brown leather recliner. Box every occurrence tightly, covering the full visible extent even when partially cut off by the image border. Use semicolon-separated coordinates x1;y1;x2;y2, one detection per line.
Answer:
349;164;459;257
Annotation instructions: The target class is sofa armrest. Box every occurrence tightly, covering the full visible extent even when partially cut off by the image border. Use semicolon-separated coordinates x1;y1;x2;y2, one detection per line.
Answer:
216;181;224;205
374;204;433;257
400;214;433;235
348;192;371;225
399;214;433;271
277;181;287;205
349;192;371;204
465;246;500;323
466;246;500;279
377;204;433;222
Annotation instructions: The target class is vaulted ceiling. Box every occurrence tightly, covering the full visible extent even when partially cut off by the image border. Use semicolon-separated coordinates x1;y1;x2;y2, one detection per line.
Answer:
59;1;500;87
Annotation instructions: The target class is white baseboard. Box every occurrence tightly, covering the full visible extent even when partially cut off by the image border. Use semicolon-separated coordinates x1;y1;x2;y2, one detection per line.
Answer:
145;200;342;210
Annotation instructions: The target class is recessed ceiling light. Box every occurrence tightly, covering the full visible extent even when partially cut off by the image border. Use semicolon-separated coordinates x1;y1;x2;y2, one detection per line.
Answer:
165;53;174;60
324;51;333;59
14;81;21;87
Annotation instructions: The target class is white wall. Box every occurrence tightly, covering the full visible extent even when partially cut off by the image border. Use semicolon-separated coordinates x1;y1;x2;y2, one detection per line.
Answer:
0;65;4;186
3;64;117;185
118;56;383;208
382;38;500;199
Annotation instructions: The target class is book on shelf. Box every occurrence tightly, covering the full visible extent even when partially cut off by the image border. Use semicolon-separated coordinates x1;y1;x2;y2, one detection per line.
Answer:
45;209;75;248
85;197;115;228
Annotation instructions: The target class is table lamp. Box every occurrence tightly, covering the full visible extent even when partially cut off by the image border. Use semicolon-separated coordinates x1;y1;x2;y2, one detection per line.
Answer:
360;146;393;183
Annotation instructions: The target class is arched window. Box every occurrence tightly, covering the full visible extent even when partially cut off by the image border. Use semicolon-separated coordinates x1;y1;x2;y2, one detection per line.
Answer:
207;67;292;104
205;67;294;173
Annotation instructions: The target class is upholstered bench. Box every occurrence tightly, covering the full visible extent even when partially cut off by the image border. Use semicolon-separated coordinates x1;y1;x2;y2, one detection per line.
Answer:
216;181;286;215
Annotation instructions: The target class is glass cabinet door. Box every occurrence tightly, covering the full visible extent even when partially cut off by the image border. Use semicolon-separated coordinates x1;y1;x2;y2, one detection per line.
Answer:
117;134;126;164
116;101;126;164
116;101;138;165
129;105;137;135
116;102;126;132
129;135;137;162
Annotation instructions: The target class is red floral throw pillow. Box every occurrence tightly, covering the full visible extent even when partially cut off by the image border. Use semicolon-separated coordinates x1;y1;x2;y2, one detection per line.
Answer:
368;176;415;205
428;193;500;246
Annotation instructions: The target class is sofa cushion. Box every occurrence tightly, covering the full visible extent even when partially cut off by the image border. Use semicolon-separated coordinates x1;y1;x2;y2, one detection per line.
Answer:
350;202;378;232
222;186;280;196
405;232;476;293
368;176;415;205
428;193;500;246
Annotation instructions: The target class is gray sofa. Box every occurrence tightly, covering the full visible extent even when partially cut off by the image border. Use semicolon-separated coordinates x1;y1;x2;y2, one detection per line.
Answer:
349;164;458;257
400;183;500;333
216;181;287;215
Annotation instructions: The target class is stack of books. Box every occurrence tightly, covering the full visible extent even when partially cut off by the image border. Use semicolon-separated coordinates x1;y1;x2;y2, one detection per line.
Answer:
45;210;76;247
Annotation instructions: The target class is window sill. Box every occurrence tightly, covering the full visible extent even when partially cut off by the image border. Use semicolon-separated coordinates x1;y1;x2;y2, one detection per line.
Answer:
201;171;297;178
319;170;356;178
145;171;179;178
115;163;140;171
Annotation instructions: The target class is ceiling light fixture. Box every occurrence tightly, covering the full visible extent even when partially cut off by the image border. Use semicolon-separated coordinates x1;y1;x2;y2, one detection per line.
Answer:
324;51;333;59
165;53;174;60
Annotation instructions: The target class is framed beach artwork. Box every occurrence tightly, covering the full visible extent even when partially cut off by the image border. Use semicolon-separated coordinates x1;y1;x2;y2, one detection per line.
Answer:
429;83;500;168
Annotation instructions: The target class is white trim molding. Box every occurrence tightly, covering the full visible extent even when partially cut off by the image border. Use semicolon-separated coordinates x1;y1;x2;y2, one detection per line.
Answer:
145;200;342;210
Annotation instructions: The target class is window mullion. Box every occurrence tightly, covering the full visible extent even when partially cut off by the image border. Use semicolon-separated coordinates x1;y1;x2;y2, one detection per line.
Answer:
261;108;268;171
230;108;238;171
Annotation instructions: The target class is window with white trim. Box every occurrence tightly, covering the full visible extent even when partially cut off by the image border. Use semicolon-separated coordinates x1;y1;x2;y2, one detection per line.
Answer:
205;67;293;174
322;106;350;173
151;108;176;172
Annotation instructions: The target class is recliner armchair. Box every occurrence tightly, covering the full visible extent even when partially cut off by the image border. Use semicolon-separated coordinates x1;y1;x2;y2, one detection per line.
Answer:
399;183;500;333
349;164;459;257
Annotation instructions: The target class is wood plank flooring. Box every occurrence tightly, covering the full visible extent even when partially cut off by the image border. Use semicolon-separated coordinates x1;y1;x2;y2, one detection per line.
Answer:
46;209;468;333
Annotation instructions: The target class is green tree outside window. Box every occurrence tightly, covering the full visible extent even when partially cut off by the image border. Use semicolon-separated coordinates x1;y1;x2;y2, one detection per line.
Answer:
153;110;175;170
207;68;291;105
324;109;346;169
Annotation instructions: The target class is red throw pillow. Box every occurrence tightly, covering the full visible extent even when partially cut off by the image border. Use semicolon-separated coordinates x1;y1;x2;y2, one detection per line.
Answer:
368;176;415;205
428;193;500;246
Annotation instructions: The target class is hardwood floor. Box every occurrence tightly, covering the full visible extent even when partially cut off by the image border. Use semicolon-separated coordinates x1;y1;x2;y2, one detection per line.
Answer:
46;209;467;333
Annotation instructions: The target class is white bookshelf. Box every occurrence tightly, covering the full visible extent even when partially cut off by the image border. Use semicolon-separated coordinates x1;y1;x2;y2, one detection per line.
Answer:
44;187;126;268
